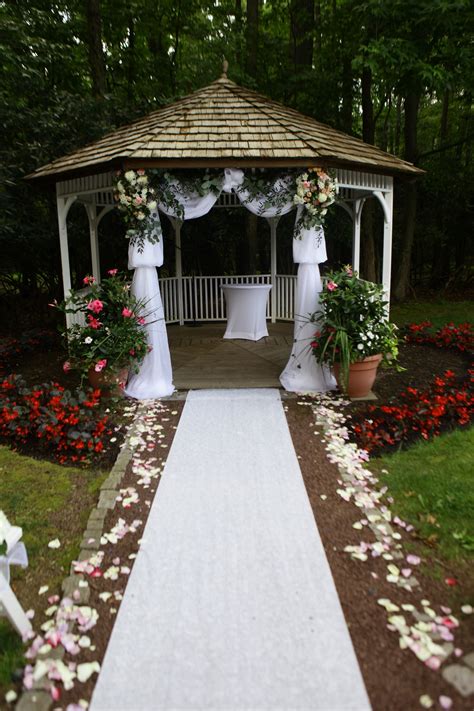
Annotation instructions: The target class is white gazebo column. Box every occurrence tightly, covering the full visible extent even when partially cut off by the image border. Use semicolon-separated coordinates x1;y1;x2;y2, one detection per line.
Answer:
56;188;77;326
267;216;280;324
373;179;394;313
171;218;184;326
352;198;363;274
84;203;114;283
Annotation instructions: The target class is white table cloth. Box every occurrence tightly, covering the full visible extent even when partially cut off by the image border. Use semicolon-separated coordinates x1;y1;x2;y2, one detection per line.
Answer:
222;284;272;341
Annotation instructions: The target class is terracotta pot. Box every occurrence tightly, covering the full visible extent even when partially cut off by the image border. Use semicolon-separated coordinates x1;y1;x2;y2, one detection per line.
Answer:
88;365;129;396
333;353;382;398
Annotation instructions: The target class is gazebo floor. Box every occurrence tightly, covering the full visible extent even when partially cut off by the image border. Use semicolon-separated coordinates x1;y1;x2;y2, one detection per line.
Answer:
168;322;293;389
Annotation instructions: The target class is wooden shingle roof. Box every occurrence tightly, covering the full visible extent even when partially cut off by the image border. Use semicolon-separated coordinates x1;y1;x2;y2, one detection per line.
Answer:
27;75;422;181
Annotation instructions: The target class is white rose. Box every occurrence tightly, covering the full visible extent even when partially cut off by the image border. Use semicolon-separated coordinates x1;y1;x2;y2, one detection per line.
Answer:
124;170;136;183
137;212;145;220
148;200;157;210
318;193;328;203
137;176;148;185
117;182;125;193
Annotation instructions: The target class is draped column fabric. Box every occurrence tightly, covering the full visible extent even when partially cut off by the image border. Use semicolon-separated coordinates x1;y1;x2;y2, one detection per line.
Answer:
124;213;174;399
280;210;336;393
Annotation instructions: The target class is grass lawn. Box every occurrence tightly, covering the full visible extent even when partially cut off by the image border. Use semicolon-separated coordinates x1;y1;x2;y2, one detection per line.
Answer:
0;446;106;696
390;299;473;330
369;428;474;567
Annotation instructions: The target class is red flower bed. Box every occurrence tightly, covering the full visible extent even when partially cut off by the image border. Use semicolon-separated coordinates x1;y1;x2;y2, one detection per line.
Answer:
0;375;111;463
403;321;473;352
351;322;473;455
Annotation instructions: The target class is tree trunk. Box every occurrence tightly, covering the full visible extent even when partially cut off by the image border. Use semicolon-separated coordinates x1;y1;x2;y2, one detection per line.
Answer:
392;88;421;301
290;0;314;68
235;0;243;69
340;56;353;133
314;0;322;68
85;0;106;99
245;0;259;78
360;65;377;281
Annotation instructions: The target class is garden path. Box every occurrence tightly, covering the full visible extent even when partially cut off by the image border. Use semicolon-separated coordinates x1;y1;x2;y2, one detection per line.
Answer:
90;389;370;710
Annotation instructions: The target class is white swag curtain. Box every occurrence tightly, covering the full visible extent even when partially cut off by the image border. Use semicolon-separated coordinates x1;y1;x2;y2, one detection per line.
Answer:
125;169;334;399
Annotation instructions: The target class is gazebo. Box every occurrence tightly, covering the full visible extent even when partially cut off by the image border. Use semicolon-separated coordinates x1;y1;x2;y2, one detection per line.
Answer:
27;69;422;396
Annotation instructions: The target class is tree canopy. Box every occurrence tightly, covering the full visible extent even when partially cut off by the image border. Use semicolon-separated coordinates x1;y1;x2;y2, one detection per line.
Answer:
0;0;472;304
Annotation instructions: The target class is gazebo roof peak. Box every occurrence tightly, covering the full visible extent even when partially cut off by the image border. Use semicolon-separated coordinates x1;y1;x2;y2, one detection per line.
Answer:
27;74;423;182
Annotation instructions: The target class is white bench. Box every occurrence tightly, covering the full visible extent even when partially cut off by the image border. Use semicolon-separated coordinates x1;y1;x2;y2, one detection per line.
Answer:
0;513;32;636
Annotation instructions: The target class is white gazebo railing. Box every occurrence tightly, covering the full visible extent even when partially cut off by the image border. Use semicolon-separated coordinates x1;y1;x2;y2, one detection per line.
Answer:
161;274;296;324
67;274;298;328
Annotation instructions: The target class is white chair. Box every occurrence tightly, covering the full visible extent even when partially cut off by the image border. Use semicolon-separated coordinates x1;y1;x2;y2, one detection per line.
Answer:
0;513;31;636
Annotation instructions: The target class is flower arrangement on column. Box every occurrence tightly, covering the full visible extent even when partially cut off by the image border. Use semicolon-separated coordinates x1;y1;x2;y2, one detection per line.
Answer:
311;265;399;397
293;166;338;235
55;270;150;392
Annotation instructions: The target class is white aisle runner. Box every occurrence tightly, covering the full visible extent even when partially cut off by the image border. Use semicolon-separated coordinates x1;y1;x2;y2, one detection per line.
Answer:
91;390;370;711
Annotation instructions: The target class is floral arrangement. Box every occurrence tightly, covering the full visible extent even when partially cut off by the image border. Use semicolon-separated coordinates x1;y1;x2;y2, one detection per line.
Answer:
352;368;473;454
114;168;222;247
294;166;338;234
56;270;150;383
311;265;399;390
0;375;111;463
114;170;158;245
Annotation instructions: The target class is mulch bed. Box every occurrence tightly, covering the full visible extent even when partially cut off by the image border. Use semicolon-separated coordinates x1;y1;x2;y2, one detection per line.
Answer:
285;399;474;711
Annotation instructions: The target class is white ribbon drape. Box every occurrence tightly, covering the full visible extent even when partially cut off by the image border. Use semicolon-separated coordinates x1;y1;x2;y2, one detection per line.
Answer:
125;213;174;399
280;208;336;392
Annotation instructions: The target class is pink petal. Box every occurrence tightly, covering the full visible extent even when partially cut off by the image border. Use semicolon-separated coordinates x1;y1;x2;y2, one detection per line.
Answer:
406;554;421;565
439;696;452;709
401;568;412;578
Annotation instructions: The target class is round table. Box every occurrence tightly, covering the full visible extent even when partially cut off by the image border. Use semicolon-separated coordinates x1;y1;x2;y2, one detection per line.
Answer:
221;284;272;341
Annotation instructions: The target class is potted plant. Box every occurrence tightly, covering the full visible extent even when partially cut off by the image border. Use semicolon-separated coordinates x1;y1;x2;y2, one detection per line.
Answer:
55;270;150;394
311;265;399;397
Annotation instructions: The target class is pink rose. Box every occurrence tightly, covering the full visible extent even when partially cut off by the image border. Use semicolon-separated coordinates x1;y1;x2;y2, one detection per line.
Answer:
94;359;107;372
134;196;143;204
83;275;96;285
137;169;145;176
87;299;104;314
63;361;71;373
122;307;133;318
327;281;338;291
107;268;118;276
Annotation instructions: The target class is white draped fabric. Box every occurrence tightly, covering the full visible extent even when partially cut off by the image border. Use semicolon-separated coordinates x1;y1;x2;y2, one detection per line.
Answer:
124;215;174;399
280;215;336;393
126;170;332;398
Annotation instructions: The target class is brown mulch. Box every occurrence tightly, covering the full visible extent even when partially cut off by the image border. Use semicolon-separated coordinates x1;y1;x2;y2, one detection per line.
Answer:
285;399;474;711
362;342;470;406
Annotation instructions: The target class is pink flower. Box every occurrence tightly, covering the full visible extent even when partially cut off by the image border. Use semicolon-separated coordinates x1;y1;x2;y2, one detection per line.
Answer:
107;268;118;276
134;196;143;205
137;316;146;325
137;169;145;176
327;281;338;291
345;265;353;276
83;275;96;285
94;359;107;372
87;299;104;314
122;307;133;318
63;361;71;373
87;315;102;329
